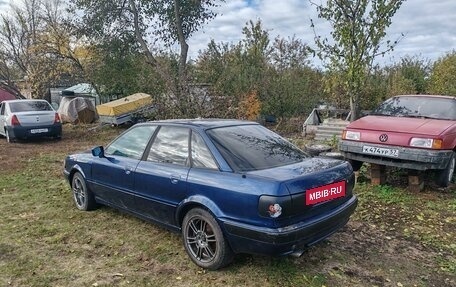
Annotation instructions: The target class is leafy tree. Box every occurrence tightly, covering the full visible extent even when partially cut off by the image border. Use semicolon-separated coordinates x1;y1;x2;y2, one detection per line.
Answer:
77;35;164;102
386;56;430;96
322;70;349;109
0;0;85;99
361;65;389;109
0;0;45;98
194;20;272;118
428;51;456;96
311;0;405;120
265;36;322;118
196;20;321;119
237;90;261;120
71;0;223;117
0;50;23;98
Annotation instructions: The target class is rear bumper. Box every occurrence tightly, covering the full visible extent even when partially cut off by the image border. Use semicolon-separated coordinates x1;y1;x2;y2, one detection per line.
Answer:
339;140;452;170
7;124;62;139
222;195;358;256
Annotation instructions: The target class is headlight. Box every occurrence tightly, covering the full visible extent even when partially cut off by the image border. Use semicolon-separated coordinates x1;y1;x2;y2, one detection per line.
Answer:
410;138;442;149
343;130;361;141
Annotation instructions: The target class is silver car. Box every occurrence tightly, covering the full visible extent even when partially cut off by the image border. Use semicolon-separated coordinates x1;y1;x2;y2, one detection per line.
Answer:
0;99;62;143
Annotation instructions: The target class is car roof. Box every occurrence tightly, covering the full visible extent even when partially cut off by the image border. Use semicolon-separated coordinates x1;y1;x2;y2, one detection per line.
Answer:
394;94;456;100
140;119;259;129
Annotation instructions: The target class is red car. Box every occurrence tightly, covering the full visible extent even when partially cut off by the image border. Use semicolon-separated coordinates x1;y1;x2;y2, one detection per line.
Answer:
339;95;456;187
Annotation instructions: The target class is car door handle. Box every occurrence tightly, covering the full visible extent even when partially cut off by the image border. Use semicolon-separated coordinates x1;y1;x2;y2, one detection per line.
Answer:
170;175;181;184
124;165;134;175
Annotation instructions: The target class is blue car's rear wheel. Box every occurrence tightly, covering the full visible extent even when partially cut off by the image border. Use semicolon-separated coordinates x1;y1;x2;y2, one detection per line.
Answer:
72;172;96;211
182;208;234;270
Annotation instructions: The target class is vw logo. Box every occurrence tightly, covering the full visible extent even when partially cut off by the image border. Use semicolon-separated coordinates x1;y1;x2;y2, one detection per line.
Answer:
379;134;388;142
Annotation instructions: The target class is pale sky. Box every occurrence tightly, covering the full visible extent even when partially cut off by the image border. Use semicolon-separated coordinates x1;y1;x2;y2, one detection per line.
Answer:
1;0;455;67
187;0;456;66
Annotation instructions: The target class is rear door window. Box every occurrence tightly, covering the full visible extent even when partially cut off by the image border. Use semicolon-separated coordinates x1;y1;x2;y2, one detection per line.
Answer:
147;126;190;166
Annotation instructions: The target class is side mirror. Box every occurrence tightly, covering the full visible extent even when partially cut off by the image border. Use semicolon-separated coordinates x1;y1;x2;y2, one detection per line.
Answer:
92;146;105;158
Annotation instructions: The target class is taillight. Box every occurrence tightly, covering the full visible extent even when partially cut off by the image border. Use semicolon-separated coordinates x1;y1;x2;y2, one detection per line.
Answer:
267;204;283;218
54;113;61;124
11;115;20;126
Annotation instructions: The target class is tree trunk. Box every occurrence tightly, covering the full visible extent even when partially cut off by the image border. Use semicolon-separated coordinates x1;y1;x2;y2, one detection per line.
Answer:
173;0;190;117
349;94;360;121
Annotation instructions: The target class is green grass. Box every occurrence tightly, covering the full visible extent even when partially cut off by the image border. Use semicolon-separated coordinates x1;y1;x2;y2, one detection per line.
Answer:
0;128;455;286
354;182;456;274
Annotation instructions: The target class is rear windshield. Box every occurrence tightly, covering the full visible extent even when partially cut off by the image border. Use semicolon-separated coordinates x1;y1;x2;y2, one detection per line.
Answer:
9;101;52;113
373;96;456;120
206;124;308;172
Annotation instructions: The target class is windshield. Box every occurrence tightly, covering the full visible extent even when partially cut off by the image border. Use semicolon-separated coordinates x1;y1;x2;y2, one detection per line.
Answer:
9;101;53;113
206;124;308;172
373;96;456;120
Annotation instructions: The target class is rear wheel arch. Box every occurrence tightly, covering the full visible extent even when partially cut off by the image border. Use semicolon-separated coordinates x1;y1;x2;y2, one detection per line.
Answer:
176;198;224;229
178;203;208;227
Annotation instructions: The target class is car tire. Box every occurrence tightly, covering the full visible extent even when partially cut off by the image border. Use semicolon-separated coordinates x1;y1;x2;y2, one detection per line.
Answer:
182;208;234;270
5;129;15;143
71;172;97;211
436;152;455;187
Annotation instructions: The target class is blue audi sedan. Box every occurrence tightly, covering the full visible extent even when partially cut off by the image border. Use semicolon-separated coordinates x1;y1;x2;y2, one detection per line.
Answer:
63;119;357;270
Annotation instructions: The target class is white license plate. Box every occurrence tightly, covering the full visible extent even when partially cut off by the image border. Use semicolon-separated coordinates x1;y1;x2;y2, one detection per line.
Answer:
362;145;399;157
30;128;48;134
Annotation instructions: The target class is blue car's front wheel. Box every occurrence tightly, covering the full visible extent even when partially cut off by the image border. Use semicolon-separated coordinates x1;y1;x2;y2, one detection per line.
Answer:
72;172;96;211
182;208;234;270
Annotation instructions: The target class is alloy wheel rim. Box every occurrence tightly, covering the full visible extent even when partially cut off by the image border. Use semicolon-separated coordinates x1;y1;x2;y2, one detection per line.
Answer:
186;217;217;263
73;178;85;207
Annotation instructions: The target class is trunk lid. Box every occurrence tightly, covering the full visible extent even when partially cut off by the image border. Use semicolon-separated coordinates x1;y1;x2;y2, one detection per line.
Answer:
248;157;355;223
15;111;56;126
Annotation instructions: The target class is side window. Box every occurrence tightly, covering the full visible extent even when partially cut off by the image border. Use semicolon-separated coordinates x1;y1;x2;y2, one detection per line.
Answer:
147;126;189;166
105;125;156;159
191;132;218;169
0;104;4;115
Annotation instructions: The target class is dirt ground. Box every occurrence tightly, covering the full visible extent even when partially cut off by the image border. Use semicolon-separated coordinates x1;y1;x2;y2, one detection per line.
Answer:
0;124;119;171
0;124;455;287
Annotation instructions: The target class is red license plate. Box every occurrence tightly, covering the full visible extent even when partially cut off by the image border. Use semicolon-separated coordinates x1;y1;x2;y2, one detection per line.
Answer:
306;181;346;205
